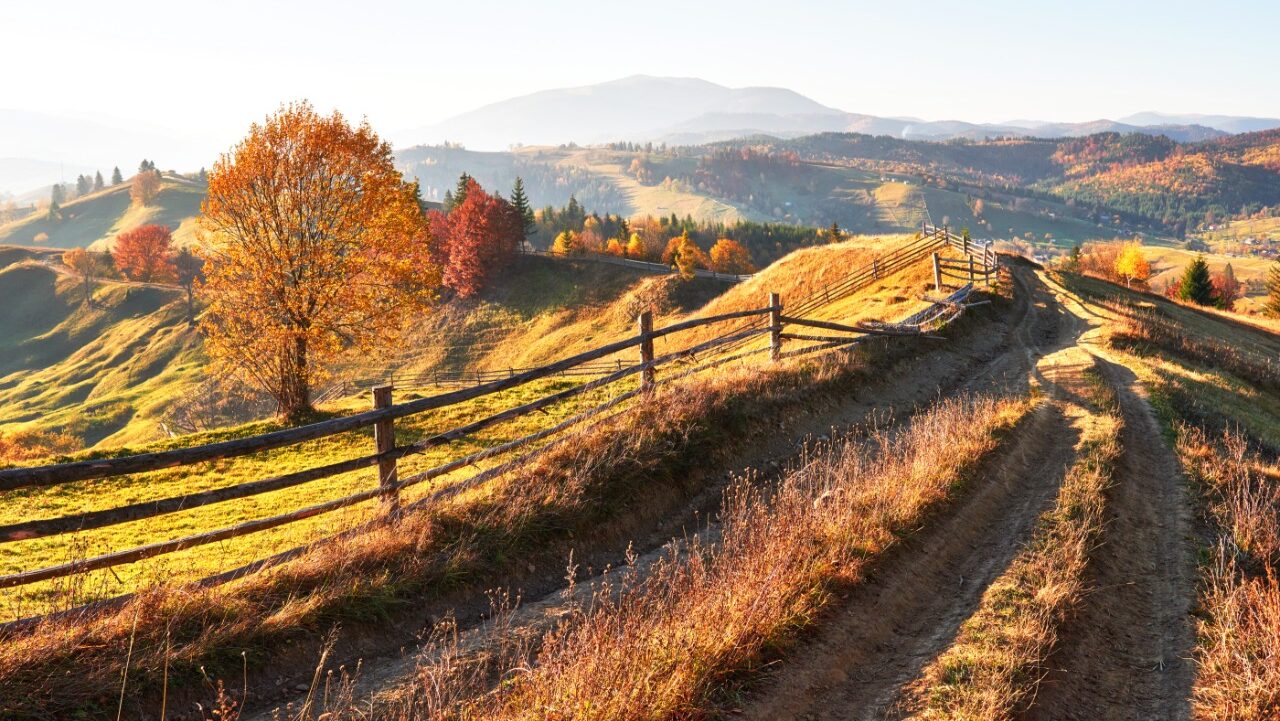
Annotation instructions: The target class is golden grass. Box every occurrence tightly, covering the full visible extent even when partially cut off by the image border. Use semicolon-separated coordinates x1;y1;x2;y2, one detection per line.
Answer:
344;394;1032;721
0;314;997;718
1175;426;1280;720
905;373;1121;720
0;375;627;619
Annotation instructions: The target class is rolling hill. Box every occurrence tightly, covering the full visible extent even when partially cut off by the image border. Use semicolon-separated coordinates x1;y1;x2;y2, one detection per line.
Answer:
0;248;202;448
0;174;206;250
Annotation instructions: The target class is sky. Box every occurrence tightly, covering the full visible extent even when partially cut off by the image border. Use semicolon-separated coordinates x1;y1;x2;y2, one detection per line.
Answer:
2;0;1278;162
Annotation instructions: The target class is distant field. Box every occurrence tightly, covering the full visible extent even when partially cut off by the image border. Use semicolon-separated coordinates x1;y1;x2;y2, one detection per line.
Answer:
1139;244;1277;313
555;148;762;223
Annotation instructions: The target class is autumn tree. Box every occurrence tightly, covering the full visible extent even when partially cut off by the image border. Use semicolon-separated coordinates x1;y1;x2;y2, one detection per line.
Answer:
199;102;437;419
625;232;648;260
1267;259;1280;317
1178;255;1215;306
552;230;581;255
671;233;709;279
130;169;161;206
1113;242;1150;288
661;234;685;265
605;237;626;256
114;224;176;282
62;247;103;305
709;238;755;274
173;247;204;325
432;178;522;298
1211;263;1242;311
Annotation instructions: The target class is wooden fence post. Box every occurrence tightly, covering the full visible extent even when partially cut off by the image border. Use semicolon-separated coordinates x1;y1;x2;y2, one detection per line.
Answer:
932;252;943;292
872;258;879;279
638;310;655;391
769;292;782;362
968;256;975;285
372;385;399;514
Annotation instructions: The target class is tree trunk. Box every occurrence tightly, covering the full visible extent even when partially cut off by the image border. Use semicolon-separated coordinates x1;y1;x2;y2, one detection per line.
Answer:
280;335;312;421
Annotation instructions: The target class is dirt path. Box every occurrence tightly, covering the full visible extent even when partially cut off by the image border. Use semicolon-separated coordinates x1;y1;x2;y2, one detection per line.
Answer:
733;266;1092;721
1019;354;1196;721
732;264;1197;721
735;401;1079;721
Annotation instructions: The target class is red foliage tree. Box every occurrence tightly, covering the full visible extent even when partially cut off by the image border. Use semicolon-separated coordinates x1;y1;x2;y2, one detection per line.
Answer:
1212;265;1243;310
434;179;522;298
114;224;175;282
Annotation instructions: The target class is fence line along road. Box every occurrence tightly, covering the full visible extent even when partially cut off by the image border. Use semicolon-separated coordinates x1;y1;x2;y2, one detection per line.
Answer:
0;228;999;628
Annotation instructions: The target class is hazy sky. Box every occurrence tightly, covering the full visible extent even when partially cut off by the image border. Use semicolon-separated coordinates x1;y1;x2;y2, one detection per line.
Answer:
3;0;1278;147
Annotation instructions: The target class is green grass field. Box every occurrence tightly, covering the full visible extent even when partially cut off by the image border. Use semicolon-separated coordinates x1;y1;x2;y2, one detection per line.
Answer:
0;374;634;621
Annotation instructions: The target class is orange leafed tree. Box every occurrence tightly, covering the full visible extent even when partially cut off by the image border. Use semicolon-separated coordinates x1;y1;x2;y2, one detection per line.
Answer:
199;101;437;419
62;247;103;304
671;233;709;279
130;169;161;206
113;224;176;282
1113;241;1151;288
708;238;755;275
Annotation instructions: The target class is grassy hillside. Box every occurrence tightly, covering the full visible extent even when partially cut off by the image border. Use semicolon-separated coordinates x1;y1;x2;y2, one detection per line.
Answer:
0;236;949;621
0;253;202;449
399;142;1148;249
0;175;205;250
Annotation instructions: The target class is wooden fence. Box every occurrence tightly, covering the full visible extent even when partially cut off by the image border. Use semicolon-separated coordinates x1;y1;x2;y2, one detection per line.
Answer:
0;228;997;627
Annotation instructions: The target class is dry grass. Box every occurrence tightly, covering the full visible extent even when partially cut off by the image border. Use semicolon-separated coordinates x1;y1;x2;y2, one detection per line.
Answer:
0;312;996;718
905;374;1121;720
321;394;1030;721
1177;425;1280;720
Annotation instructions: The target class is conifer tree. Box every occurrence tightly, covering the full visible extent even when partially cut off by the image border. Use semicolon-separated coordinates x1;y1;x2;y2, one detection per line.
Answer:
111;166;124;185
93;171;104;191
447;172;472;212
50;184;65;205
1265;258;1280;317
509;176;534;239
1177;254;1215;306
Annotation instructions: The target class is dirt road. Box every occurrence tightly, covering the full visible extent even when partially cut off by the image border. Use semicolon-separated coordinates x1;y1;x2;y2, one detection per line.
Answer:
732;264;1197;721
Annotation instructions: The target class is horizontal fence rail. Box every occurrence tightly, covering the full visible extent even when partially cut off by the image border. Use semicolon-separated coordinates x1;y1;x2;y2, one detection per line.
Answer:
0;229;999;628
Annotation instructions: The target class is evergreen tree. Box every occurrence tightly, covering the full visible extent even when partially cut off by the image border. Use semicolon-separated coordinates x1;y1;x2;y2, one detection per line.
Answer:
50;183;65;205
47;199;60;221
447;172;472;212
509;176;534;238
139;159;151;174
93;171;105;191
443;189;454;210
828;221;841;243
1177;254;1215;306
1265;258;1280;318
111;167;124;185
76;174;92;196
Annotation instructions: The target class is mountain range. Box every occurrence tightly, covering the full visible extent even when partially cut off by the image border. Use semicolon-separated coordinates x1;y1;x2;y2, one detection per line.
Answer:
4;75;1280;197
398;75;1280;150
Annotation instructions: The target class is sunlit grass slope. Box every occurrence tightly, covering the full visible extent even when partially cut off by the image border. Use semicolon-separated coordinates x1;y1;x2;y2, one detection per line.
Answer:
0;257;201;449
0;175;205;250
